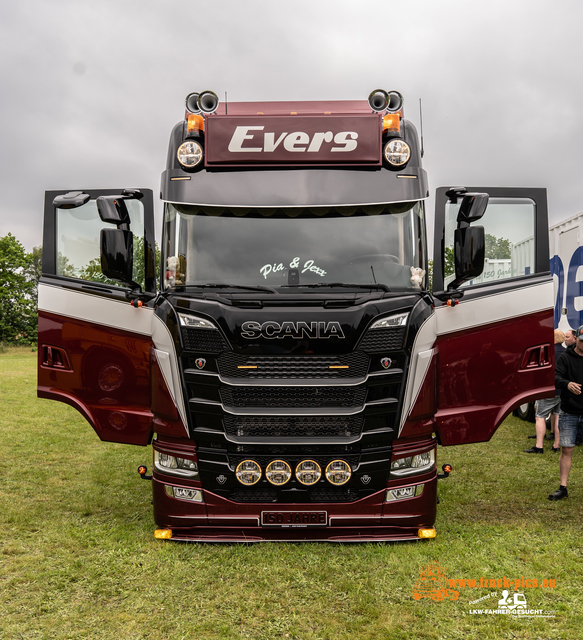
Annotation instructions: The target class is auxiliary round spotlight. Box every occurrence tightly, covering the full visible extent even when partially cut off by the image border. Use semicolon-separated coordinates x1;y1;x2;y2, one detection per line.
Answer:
198;90;219;113
236;460;262;486
185;92;201;114
265;460;292;486
386;91;404;113
325;460;352;486
383;139;410;166
295;460;322;486
368;89;389;112
177;140;203;168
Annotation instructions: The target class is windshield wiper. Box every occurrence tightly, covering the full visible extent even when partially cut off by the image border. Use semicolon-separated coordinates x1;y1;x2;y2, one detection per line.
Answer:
193;283;278;293
281;282;390;292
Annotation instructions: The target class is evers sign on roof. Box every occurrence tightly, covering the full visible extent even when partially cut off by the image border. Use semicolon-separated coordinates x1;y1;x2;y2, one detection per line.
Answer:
205;114;382;167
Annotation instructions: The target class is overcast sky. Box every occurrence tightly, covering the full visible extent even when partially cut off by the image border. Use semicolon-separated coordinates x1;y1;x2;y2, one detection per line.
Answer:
1;0;582;253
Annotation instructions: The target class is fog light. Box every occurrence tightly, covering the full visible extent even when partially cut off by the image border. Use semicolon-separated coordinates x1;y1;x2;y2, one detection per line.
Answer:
154;529;173;539
418;528;437;539
296;460;322;486
236;460;262;485
383;139;410;166
325;460;351;486
385;484;424;501
266;460;292;486
164;485;203;502
177;140;203;168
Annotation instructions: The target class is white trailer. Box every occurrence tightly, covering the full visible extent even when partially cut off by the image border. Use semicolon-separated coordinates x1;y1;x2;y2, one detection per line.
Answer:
514;211;583;421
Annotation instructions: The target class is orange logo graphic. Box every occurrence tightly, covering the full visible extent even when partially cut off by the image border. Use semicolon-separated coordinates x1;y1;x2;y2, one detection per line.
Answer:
411;564;459;602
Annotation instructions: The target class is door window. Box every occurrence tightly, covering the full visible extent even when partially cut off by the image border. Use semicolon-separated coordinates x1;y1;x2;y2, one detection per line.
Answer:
55;198;146;288
444;197;536;287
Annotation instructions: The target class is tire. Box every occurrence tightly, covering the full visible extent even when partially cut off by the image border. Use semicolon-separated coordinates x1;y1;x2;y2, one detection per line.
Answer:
513;401;535;423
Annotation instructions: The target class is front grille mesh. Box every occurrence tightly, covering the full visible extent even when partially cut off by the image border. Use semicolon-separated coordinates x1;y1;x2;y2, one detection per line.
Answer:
218;352;369;379
182;328;228;353
228;487;361;503
358;327;406;352
220;386;366;408
224;415;364;439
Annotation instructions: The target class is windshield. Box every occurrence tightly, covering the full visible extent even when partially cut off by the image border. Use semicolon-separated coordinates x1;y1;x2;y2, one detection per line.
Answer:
162;202;427;291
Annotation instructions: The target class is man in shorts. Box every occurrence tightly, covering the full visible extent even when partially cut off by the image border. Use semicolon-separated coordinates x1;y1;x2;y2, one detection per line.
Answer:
550;325;583;500
525;329;564;454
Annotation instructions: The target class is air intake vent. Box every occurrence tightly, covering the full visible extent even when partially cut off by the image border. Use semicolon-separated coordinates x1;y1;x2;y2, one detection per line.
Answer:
182;327;228;353
220;386;367;408
224;415;364;439
358;327;406;352
218;352;369;379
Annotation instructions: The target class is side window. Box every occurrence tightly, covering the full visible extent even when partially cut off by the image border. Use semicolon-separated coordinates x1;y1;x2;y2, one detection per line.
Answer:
445;197;536;287
56;199;146;288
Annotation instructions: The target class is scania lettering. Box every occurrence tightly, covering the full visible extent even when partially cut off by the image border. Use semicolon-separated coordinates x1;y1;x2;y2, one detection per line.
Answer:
241;321;345;340
38;89;554;542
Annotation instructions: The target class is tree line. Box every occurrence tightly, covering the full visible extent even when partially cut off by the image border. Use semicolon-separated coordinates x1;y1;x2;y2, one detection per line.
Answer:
0;234;41;345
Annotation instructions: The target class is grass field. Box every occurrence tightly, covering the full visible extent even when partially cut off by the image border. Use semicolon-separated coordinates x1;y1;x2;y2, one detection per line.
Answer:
1;348;583;640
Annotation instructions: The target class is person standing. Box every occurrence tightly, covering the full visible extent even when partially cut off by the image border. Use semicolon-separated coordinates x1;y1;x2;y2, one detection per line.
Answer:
550;325;583;500
565;329;576;348
524;329;565;454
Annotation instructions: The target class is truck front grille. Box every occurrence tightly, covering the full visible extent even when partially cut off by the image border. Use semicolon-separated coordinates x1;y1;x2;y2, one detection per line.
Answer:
224;415;364;439
220;386;367;409
218;352;369;379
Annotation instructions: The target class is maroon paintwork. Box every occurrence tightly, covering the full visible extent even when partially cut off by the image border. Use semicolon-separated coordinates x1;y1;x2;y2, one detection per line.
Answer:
38;311;154;445
205;114;382;167
434;310;554;446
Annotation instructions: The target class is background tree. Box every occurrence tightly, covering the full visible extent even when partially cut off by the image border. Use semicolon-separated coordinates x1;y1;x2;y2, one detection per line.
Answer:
485;234;511;260
0;234;37;344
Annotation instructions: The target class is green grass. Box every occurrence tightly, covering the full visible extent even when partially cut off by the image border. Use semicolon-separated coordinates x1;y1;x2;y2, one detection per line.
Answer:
1;347;582;639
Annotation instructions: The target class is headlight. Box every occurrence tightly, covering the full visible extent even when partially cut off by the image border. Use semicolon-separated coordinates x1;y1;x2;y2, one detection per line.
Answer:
178;313;216;329
370;312;408;330
325;460;352;486
164;485;204;502
383;139;410;166
390;450;435;477
295;460;322;486
385;484;424;501
236;460;262;485
154;451;199;479
177;140;203;168
265;460;292;486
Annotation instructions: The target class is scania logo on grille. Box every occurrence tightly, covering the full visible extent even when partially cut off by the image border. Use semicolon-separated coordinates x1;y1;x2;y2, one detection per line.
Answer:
241;321;345;340
216;475;227;485
195;358;206;369
361;475;371;485
381;357;392;369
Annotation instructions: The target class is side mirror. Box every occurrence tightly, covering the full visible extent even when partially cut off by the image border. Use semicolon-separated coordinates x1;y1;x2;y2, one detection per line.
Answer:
448;225;485;290
100;228;135;285
97;196;131;226
457;193;488;224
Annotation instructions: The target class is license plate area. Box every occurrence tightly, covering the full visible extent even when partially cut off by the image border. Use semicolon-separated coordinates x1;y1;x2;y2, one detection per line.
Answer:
261;511;328;528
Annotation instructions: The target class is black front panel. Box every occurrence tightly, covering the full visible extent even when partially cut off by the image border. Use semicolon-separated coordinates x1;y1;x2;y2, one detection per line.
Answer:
159;293;433;503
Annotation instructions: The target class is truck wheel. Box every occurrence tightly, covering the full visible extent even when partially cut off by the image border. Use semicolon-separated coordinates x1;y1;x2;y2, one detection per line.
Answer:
513;402;535;423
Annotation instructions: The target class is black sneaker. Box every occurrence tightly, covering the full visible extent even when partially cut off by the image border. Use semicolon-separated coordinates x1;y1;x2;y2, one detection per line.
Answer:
524;446;544;453
545;433;555;441
548;486;568;501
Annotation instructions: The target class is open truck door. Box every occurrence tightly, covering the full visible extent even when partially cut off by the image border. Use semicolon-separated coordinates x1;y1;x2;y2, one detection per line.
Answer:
37;189;162;445
427;186;554;445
